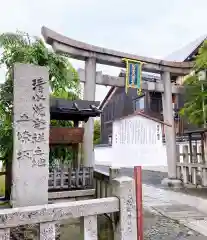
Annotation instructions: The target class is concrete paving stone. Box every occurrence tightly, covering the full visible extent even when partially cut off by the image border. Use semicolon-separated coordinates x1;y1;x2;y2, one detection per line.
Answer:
143;184;207;210
155;204;199;212
186;219;207;236
152;204;207;219
159;211;206;221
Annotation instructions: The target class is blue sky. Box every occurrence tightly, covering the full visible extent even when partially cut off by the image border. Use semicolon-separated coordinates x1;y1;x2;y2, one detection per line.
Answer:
0;0;206;101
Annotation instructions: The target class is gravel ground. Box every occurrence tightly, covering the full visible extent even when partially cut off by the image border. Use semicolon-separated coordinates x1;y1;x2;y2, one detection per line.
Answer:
143;209;204;240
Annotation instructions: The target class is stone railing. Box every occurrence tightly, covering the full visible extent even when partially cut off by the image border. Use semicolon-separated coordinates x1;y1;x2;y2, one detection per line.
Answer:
0;174;137;239
176;141;207;187
94;167;133;197
94;167;119;198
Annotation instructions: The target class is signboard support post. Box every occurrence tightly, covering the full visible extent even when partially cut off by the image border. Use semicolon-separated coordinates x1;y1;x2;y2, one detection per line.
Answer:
134;166;143;240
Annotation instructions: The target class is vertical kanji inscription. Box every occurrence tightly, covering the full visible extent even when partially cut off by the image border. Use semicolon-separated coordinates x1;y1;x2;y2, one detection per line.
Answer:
12;63;49;207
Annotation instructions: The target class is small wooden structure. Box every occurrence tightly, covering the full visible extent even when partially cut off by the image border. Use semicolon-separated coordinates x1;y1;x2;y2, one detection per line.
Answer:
176;129;207;187
49;97;101;191
4;97;101;200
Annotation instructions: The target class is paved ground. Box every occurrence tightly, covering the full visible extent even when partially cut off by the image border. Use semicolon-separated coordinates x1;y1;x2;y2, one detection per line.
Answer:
95;165;168;186
95;164;207;198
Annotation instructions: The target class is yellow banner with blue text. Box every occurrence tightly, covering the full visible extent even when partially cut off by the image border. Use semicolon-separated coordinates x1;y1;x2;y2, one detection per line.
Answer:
122;58;144;96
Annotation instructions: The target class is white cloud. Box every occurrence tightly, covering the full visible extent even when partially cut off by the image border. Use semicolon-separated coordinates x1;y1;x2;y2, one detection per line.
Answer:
0;0;206;101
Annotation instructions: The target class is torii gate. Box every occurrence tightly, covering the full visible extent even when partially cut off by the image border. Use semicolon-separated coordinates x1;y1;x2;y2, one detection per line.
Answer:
42;26;193;186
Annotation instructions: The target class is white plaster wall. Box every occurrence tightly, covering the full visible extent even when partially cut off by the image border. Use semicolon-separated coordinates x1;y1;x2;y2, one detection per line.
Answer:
94;146;114;166
95;114;168;168
94;138;203;170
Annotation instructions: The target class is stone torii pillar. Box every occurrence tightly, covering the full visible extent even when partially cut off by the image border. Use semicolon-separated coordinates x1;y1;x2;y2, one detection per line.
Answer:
83;57;96;167
161;72;181;187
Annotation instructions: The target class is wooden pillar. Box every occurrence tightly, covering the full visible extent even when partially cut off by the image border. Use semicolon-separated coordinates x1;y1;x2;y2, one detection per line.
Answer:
83;57;96;167
72;121;79;168
5;158;12;201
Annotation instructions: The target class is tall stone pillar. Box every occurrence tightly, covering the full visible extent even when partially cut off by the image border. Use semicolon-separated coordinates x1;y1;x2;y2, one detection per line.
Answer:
161;72;181;187
83;57;96;167
12;63;50;207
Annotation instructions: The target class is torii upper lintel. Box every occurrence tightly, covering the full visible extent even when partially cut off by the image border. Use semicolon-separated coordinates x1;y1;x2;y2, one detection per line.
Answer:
41;26;193;76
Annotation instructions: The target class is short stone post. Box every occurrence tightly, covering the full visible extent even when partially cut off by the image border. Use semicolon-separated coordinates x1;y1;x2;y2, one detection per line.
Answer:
112;176;137;240
81;215;97;240
109;167;121;196
109;167;121;181
12;63;50;207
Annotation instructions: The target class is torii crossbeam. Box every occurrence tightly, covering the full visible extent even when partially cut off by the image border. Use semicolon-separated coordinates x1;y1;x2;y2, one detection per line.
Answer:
77;68;184;94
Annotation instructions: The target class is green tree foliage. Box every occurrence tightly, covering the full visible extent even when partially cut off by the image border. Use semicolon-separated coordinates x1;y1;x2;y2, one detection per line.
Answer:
93;119;101;145
0;31;80;165
180;40;207;127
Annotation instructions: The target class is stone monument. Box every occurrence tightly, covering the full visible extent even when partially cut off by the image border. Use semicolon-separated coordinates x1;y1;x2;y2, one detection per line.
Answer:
11;63;50;207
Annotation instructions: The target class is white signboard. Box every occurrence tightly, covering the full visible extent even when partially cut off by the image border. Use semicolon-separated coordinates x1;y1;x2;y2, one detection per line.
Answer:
112;114;167;167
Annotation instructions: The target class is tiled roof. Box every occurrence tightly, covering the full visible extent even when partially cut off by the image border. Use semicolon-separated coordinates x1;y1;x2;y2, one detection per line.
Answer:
165;35;207;62
116;110;171;127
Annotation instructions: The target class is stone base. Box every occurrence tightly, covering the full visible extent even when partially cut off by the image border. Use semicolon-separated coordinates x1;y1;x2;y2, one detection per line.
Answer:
161;178;183;189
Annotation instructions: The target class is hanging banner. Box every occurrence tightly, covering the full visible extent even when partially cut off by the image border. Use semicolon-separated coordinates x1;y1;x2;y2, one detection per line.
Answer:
122;58;143;95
